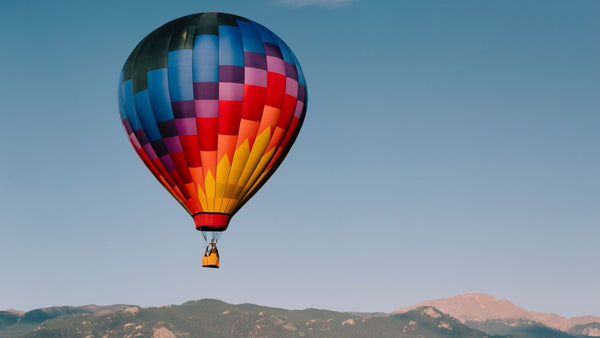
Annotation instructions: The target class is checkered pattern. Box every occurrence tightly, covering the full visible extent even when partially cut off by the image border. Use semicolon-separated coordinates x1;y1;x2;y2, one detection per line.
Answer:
118;13;307;231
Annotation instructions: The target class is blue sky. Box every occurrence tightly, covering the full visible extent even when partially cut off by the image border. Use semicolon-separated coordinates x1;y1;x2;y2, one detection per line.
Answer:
1;0;599;317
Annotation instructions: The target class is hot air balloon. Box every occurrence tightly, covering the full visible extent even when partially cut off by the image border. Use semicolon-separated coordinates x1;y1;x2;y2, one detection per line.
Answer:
118;12;307;268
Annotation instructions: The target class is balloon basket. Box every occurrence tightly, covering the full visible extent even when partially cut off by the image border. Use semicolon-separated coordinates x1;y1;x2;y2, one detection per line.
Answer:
202;241;220;268
202;252;219;268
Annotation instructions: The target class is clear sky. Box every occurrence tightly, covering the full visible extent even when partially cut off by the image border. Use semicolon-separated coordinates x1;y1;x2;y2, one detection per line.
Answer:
1;0;599;317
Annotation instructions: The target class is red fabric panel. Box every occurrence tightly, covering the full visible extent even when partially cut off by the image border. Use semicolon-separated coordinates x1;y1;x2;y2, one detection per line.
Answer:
168;169;190;199
218;101;243;135
267;116;300;171
242;85;267;121
197;117;218;151
193;213;230;231
171;152;193;183
265;72;286;108
278;94;297;129
152;158;177;189
179;135;202;167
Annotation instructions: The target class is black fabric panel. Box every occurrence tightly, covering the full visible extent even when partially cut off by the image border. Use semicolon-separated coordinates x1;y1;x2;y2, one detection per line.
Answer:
183;20;196;50
157;120;179;138
147;27;171;70
122;42;142;82
131;38;151;93
217;12;243;26
196;12;218;35
167;20;191;51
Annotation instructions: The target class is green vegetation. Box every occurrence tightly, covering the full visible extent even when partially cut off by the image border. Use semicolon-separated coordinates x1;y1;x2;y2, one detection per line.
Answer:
2;300;592;337
465;319;583;338
5;301;498;338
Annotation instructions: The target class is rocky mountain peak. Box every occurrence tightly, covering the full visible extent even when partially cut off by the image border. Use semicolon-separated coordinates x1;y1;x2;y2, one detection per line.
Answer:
395;292;532;322
394;292;600;332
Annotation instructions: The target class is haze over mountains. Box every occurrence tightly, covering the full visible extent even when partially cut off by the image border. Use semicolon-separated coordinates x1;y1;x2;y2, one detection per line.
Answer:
1;293;599;337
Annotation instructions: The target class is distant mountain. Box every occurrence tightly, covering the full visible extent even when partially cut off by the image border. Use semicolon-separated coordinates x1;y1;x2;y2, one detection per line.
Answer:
465;319;582;338
0;305;130;338
394;292;600;336
3;293;598;337
395;293;531;321
0;311;23;333
569;322;600;337
4;300;494;338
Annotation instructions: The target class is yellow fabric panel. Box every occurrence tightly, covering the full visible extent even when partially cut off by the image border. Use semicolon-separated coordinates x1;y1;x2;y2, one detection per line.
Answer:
204;170;216;211
238;147;276;204
223;140;251;211
227;132;274;213
197;183;208;211
215;135;237;211
228;140;250;188
199;150;217;211
219;196;238;212
214;154;231;211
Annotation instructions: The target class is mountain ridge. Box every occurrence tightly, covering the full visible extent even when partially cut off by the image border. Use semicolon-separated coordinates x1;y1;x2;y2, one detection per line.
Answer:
5;300;497;338
394;292;600;332
2;293;599;337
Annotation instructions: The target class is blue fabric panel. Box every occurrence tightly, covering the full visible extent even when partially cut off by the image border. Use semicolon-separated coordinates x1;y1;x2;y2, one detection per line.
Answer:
118;72;128;120
193;34;219;82
219;25;244;66
253;23;277;44
238;20;264;54
122;80;142;131
147;68;174;122
133;89;162;142
168;50;193;102
275;36;295;64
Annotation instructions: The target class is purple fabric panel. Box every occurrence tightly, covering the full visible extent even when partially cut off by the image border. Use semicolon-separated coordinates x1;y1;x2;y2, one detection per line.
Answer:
163;136;183;154
157;120;178;137
244;67;267;87
285;78;298;97
134;129;149;146
219;82;244;101
176;118;197;135
285;62;298;80
122;118;133;134
130;134;141;149
219;65;244;83
244;51;267;70
150;139;168;157
195;100;219;118
294;101;304;118
297;85;306;103
172;101;195;118
193;82;219;100
143;143;158;160
267;55;285;74
159;155;176;171
264;43;283;58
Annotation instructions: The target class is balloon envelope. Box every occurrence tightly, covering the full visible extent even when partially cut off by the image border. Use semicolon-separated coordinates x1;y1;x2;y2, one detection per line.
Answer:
118;13;307;231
